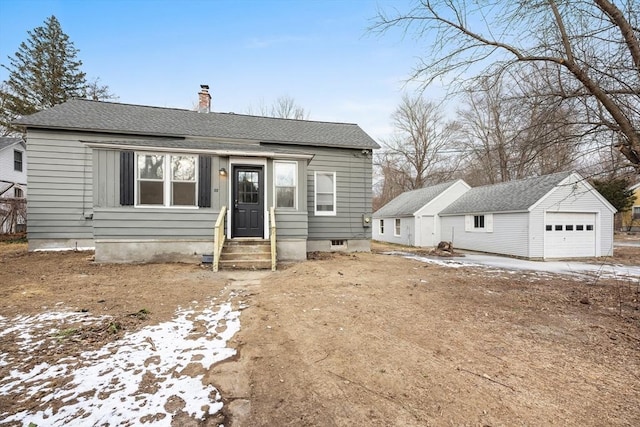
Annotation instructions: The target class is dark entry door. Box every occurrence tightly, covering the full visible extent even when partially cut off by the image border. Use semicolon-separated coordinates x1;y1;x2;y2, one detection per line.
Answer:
232;166;264;237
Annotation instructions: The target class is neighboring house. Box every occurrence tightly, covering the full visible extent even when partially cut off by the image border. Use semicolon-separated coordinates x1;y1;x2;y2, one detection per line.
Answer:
439;171;615;259
0;137;27;199
14;86;379;262
620;182;640;231
372;180;470;247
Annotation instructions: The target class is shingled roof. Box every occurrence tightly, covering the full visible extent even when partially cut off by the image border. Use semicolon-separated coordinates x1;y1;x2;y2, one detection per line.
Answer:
440;171;574;215
14;99;379;150
0;137;24;151
374;181;462;218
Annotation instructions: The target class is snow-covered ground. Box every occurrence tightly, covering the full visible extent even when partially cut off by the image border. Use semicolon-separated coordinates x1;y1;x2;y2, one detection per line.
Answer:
0;290;245;426
387;251;640;282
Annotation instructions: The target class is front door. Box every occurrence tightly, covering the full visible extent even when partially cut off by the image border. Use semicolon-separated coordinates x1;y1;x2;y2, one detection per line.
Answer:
232;166;264;238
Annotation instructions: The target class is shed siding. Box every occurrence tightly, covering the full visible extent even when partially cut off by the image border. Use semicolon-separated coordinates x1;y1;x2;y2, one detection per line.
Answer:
441;212;530;258
529;178;615;257
373;217;415;246
27;131;94;243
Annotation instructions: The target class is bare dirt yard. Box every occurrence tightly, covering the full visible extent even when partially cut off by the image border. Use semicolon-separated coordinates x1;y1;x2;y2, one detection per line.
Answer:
1;240;639;426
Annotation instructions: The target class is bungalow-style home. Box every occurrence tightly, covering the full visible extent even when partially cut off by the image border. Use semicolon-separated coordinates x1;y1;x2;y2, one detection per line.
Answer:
375;171;616;259
372;180;470;247
0;137;27;199
14;86;379;266
620;181;640;231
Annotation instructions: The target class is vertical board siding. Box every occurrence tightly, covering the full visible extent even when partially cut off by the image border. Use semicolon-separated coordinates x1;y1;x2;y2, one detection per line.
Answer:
440;213;530;258
27;132;94;241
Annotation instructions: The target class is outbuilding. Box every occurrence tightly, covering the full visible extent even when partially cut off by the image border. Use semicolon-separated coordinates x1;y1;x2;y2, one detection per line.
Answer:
373;180;470;247
439;171;616;259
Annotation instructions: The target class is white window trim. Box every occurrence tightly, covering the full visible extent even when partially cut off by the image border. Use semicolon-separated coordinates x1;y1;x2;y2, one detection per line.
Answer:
134;152;199;209
274;160;298;210
314;171;336;216
394;218;401;236
465;214;493;232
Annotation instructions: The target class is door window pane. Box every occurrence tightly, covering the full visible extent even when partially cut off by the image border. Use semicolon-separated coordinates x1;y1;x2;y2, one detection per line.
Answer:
239;171;259;204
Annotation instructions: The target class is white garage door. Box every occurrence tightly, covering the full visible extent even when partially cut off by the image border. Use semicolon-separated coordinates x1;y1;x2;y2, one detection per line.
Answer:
544;212;596;258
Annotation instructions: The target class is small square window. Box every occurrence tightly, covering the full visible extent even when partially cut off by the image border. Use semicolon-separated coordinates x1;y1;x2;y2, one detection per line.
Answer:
555;225;563;231
586;224;594;231
576;225;584;231
331;240;345;247
14;187;24;198
545;225;552;231
566;225;574;231
474;215;485;228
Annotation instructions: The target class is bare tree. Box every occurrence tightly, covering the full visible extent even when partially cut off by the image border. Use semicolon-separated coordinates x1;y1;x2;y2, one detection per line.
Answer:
456;74;578;185
84;77;118;101
246;95;309;119
375;94;459;206
373;0;640;171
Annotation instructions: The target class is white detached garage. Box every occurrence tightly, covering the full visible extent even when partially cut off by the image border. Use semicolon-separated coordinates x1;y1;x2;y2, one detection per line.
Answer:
373;180;470;247
439;171;616;259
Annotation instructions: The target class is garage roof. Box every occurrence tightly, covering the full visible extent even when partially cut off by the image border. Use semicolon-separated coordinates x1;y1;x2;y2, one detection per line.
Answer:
440;171;573;215
374;181;461;218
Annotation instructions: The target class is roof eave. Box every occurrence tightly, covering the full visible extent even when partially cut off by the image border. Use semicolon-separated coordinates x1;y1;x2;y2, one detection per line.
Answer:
82;141;314;159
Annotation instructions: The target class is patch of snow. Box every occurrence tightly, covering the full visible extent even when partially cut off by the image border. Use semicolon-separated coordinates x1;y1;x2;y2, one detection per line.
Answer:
385;251;640;281
0;296;242;426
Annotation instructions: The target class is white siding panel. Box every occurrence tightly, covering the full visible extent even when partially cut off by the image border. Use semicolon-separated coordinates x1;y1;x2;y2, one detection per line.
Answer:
530;176;615;257
441;213;529;257
373;216;415;246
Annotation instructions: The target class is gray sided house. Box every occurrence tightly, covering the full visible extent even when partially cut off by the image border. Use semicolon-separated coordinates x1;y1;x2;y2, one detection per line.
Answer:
439;171;616;259
373;180;470;247
15;89;379;263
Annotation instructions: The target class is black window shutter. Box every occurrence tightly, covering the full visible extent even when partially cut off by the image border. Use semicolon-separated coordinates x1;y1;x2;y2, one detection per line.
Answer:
120;151;135;206
198;155;212;208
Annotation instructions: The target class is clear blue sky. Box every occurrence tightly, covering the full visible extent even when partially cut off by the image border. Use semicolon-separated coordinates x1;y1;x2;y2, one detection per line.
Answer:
0;0;431;142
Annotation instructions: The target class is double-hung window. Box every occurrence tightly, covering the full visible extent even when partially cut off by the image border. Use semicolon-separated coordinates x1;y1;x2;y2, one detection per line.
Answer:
315;171;336;215
394;218;401;236
137;153;197;207
14;150;23;172
275;161;297;208
379;219;385;234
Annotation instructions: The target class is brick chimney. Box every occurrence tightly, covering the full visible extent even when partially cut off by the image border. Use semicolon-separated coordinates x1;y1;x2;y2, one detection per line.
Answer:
198;84;211;113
